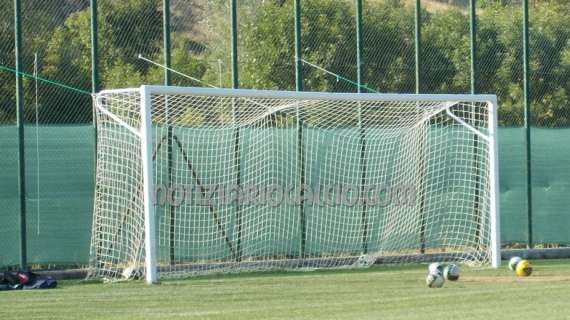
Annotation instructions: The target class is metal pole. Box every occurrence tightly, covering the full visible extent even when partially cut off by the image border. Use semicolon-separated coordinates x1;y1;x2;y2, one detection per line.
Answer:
294;0;306;257
140;87;158;284
356;0;363;94
90;0;101;267
470;0;477;94
231;0;238;89
90;0;99;94
414;0;421;94
469;0;483;250
163;0;171;86
294;0;303;92
414;0;428;254
90;0;99;140
14;0;27;270
162;0;176;265
522;0;533;248
355;0;367;254
230;0;243;261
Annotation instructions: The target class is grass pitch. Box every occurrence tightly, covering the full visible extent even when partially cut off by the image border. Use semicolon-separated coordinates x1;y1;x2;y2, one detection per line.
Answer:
1;259;570;319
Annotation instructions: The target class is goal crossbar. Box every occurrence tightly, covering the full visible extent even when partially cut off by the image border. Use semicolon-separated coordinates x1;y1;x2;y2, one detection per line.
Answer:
99;85;498;104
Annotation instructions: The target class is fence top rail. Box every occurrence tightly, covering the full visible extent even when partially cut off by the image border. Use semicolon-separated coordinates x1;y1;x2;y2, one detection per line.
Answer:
98;85;498;105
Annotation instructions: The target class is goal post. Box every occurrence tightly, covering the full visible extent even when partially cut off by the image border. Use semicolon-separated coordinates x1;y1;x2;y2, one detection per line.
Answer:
140;87;157;284
90;85;500;284
488;97;501;269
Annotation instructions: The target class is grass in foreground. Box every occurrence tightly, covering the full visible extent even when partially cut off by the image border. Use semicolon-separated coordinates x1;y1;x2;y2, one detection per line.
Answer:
1;259;570;320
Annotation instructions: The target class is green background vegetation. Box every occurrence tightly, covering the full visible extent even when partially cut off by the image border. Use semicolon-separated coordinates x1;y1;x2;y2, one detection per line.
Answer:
1;0;570;126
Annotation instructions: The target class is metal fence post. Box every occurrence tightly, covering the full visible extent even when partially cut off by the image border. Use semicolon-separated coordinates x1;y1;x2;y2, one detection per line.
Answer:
356;0;363;94
414;0;421;94
163;0;171;86
294;0;303;92
162;0;177;265
470;0;477;94
230;0;244;261
355;0;368;254
231;0;238;89
469;0;484;249
89;0;101;267
14;0;27;270
90;0;99;142
414;0;428;255
294;0;306;257
522;0;533;248
90;0;99;94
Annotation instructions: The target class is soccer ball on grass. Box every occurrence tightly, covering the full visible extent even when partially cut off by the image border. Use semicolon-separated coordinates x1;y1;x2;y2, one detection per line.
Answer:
508;256;522;271
443;264;460;281
354;254;376;268
426;272;445;288
515;260;532;277
428;262;444;275
122;265;142;280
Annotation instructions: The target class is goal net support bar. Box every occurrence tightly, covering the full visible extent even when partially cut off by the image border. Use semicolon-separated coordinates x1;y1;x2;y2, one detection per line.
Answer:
91;85;500;284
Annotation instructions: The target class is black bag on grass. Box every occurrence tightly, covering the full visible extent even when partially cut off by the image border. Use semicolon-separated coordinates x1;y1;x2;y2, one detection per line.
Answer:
0;271;57;290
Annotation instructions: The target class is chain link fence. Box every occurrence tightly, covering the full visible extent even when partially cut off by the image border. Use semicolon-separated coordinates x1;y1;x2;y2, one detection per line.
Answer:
527;0;570;246
0;0;16;125
0;0;18;268
1;0;570;268
15;0;93;267
476;1;528;245
363;1;415;93
238;1;295;90
170;0;230;88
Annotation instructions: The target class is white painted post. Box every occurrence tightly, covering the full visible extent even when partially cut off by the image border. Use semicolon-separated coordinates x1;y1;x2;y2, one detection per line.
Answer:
488;97;501;268
140;86;158;283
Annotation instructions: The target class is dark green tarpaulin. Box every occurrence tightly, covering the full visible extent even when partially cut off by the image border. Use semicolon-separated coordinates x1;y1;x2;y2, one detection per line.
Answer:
0;126;94;267
0;126;568;267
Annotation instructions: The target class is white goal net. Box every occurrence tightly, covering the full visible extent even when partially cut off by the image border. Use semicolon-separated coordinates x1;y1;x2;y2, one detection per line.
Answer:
90;86;500;283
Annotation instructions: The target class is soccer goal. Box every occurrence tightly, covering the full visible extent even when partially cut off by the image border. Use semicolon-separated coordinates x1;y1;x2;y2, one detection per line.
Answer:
90;86;500;284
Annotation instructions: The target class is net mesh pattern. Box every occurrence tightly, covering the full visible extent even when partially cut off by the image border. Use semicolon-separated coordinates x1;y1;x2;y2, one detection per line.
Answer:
91;87;493;280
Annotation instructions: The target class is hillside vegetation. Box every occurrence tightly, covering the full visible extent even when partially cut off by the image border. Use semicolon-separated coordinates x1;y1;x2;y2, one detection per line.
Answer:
1;0;569;126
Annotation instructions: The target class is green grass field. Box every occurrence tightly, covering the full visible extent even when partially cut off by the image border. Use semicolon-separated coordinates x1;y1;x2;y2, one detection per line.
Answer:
2;259;570;319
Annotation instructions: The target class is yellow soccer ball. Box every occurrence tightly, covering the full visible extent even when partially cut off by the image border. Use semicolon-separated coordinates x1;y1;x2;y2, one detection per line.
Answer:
515;260;532;277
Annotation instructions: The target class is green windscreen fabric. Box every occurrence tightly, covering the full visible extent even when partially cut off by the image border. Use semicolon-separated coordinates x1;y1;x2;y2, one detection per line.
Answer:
498;128;528;243
1;126;569;268
531;128;570;244
0;127;19;267
0;126;94;267
499;128;570;244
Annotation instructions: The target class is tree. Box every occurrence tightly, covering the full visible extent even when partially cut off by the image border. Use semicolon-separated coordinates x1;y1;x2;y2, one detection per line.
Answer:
34;0;208;123
0;1;15;123
232;0;416;92
5;0;570;126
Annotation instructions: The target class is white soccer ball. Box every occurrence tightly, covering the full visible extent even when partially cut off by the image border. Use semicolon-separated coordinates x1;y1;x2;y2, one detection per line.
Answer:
428;262;444;275
426;272;445;288
509;256;522;271
122;265;141;279
443;264;460;281
355;254;376;268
